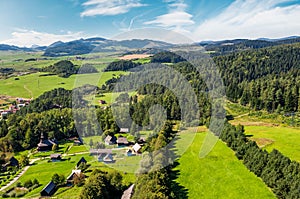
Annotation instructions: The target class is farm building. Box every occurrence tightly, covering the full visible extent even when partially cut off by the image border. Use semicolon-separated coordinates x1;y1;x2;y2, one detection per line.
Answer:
40;181;56;196
104;135;117;145
50;154;62;162
4;156;19;167
117;137;129;146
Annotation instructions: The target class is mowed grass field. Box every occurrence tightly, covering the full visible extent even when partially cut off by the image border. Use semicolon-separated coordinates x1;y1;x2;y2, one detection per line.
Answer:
174;131;276;199
0;71;126;98
244;125;300;162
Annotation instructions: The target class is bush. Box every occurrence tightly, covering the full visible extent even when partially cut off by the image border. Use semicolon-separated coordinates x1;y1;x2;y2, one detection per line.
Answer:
32;178;39;185
24;179;32;188
16;182;22;187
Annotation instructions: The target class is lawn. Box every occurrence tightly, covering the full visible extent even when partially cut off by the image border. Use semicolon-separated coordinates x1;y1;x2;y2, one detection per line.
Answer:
174;130;276;199
244;125;300;162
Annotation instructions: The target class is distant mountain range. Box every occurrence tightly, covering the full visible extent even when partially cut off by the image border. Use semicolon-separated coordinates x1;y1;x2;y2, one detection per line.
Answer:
0;36;299;57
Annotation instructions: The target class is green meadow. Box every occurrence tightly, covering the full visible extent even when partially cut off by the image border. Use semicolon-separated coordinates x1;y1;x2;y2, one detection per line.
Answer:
244;125;300;162
0;71;125;98
174;131;276;199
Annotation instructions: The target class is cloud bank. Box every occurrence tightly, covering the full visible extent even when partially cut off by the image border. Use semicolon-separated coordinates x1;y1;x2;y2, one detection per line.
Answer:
193;0;300;41
1;29;85;47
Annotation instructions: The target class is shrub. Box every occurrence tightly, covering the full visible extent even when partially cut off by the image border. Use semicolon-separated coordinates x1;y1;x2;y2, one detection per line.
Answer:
24;179;32;188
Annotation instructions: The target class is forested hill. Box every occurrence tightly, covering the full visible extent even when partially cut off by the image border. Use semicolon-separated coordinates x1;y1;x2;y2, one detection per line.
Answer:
201;36;300;56
214;42;300;112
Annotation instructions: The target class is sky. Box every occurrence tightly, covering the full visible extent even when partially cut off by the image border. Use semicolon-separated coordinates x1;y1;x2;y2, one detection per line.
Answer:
0;0;299;47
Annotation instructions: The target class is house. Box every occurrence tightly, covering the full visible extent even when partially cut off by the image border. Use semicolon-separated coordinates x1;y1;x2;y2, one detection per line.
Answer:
117;137;129;147
132;143;142;154
103;153;114;163
121;184;135;199
76;157;87;169
120;128;129;133
104;135;117;145
40;181;56;196
50;154;62;162
37;132;57;151
94;149;113;162
66;170;83;186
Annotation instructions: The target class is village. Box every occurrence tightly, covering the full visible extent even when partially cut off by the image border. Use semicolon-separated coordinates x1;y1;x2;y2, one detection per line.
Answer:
0;97;32;120
0;126;145;198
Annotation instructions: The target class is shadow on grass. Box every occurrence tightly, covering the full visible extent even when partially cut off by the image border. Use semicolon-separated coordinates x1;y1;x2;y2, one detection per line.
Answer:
169;161;189;199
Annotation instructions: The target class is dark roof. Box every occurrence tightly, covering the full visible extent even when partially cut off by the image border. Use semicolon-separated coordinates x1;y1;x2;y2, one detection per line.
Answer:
41;181;56;196
76;157;87;168
5;156;19;167
103;154;114;162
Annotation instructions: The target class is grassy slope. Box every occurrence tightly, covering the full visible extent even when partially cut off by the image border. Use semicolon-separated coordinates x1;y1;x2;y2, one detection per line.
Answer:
174;131;276;199
244;126;300;162
0;71;125;98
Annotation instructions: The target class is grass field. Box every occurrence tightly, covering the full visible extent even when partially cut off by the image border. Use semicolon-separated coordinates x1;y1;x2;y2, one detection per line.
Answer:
244;125;300;162
14;154;94;198
174;130;276;199
0;71;126;98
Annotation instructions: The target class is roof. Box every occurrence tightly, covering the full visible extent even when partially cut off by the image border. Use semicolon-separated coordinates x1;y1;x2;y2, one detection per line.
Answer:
90;149;112;155
132;143;142;153
67;170;81;181
50;154;61;159
105;135;117;143
103;154;114;162
121;184;135;199
76;157;87;167
41;181;56;195
120;128;129;133
117;137;128;144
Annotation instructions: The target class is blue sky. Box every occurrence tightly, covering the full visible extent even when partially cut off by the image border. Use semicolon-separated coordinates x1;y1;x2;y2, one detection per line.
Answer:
0;0;299;46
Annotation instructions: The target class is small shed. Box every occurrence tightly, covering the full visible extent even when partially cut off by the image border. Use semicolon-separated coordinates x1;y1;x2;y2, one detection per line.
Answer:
50;154;62;161
40;181;56;196
117;137;129;146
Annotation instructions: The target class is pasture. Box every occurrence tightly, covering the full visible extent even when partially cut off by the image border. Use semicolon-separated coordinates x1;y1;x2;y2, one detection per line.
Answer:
244;125;300;162
174;130;276;199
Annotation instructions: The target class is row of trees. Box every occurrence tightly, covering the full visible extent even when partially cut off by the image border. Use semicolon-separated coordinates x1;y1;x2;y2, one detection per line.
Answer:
220;122;300;198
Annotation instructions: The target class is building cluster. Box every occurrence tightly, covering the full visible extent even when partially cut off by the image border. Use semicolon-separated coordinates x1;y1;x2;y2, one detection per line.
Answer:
0;97;31;119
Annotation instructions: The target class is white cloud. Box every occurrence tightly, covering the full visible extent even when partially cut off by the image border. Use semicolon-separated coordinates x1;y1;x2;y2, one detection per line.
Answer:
1;29;86;47
193;0;300;41
144;0;194;30
80;0;146;17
